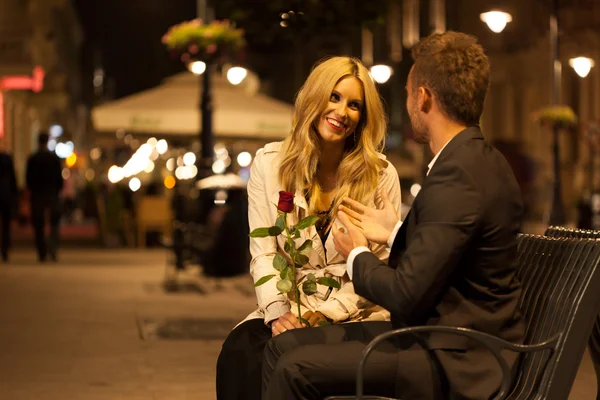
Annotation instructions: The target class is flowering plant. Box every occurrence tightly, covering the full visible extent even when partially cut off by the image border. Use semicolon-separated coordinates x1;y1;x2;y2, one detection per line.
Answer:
162;19;245;63
533;105;578;129
249;191;341;326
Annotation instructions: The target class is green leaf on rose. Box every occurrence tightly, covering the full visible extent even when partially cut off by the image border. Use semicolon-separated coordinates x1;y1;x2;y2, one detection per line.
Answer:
273;254;288;271
294;215;320;230
276;279;293;293
302;280;317;295
280;267;294;281
253;274;276;287
268;226;283;236
317;321;331;326
317;277;341;289
249;227;271;238
275;213;286;231
294;229;301;238
298;240;312;256
294;253;309;266
284;239;296;254
307;273;316;282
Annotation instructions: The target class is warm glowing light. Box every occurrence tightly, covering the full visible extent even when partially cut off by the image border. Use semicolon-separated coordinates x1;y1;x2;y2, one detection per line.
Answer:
144;161;155;173
227;67;247;85
569;57;595;78
156;139;168;154
183;152;196;166
237;151;252;167
55;142;74;158
65;153;77;168
189;61;206;75
164;175;176;189
212;159;226;174
166;158;175;171
108;166;124;183
480;11;512;33
129;178;141;192
370;65;393;84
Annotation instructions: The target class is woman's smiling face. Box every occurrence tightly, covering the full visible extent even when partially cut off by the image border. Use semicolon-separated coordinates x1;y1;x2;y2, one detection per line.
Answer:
315;76;364;145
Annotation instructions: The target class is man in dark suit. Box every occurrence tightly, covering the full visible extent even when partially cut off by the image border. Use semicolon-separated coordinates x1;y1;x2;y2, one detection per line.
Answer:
26;132;63;262
0;142;17;262
261;31;525;400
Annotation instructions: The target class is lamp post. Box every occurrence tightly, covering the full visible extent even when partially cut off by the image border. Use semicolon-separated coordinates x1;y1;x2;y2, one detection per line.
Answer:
165;7;246;179
197;0;214;179
481;0;569;225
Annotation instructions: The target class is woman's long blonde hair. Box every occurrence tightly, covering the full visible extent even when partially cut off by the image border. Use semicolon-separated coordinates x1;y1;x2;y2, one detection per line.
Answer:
278;56;388;215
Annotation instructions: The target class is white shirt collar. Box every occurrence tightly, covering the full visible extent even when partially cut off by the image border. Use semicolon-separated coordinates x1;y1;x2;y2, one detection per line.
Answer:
427;139;452;176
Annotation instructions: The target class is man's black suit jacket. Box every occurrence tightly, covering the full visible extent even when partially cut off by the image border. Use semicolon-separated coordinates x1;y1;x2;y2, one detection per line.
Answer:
354;127;525;399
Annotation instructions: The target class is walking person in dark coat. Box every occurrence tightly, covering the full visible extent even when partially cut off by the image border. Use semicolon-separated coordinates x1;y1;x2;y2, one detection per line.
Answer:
26;132;63;262
0;140;17;262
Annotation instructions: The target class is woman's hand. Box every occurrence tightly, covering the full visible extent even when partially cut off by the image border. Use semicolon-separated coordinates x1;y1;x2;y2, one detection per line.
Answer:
302;311;330;327
271;312;304;337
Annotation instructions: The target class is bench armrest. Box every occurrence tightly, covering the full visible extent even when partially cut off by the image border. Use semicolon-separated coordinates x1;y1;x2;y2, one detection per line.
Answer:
327;325;560;400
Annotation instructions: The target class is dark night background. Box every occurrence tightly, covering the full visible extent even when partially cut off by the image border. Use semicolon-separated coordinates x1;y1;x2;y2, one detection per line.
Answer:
72;0;401;107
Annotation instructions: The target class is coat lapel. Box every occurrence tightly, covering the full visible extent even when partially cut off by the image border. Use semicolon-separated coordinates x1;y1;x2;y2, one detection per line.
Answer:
388;126;484;268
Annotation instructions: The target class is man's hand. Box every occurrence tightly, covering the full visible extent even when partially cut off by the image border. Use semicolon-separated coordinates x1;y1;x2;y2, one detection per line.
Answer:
333;211;368;259
338;189;400;245
271;312;304;337
302;311;329;327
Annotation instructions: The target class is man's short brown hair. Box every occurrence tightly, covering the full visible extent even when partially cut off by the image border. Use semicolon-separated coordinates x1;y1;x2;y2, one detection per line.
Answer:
410;31;490;126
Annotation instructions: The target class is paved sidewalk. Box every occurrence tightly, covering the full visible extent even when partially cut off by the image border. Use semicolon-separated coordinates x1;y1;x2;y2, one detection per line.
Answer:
0;248;595;399
0;249;256;400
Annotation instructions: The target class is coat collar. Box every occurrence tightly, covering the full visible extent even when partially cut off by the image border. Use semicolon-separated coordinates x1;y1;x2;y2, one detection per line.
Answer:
427;125;483;176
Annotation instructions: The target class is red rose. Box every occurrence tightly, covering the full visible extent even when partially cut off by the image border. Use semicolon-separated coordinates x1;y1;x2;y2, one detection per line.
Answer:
277;191;294;213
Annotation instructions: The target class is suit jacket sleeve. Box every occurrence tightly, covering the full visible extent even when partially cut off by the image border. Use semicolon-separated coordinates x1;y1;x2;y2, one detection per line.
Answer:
353;160;482;324
247;150;290;324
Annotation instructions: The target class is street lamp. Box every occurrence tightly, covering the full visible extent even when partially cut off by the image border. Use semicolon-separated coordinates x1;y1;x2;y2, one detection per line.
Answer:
226;66;248;85
188;61;206;75
479;11;513;33
482;0;570;225
370;65;393;84
569;57;595;78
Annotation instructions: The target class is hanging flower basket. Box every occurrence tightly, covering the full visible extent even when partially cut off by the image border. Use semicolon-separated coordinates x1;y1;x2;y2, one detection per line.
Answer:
162;19;245;64
533;105;578;131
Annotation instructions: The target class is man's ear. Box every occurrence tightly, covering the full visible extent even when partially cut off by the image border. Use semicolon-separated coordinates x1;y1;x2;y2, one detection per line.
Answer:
418;87;433;114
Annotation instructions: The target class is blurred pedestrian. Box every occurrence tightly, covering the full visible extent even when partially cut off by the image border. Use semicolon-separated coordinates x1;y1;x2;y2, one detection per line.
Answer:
0;139;17;262
26;132;63;262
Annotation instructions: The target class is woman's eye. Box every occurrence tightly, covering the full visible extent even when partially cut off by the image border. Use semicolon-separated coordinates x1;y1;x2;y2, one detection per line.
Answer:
330;93;340;102
350;102;361;110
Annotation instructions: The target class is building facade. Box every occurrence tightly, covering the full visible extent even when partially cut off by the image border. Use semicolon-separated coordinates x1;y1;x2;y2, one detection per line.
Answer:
0;0;83;185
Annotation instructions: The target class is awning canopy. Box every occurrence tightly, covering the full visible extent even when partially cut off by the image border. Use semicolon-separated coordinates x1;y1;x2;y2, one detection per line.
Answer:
92;71;294;140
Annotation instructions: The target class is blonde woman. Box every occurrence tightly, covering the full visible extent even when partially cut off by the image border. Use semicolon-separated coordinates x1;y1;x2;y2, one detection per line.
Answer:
216;56;401;400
